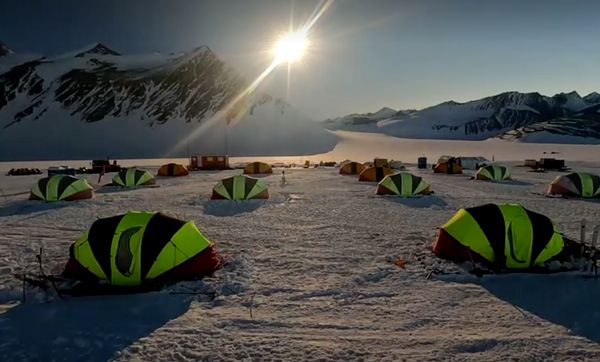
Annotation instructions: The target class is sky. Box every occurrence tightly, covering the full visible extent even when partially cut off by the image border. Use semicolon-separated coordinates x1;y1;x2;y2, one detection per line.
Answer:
2;0;600;120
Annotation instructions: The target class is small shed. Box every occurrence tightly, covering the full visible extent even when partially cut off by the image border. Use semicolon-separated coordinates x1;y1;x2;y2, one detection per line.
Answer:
190;155;229;170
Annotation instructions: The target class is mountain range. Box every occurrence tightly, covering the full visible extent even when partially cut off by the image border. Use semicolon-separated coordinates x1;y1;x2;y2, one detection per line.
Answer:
323;91;600;143
0;42;337;160
2;39;600;162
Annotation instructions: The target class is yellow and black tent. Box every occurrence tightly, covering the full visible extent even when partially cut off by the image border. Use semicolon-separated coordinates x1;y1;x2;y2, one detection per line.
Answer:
63;212;221;287
548;172;600;198
113;168;155;187
475;165;511;181
376;172;432;196
30;175;93;201
243;162;273;175
339;161;365;175
432;203;564;269
433;156;462;174
358;166;393;182
158;163;188;177
211;174;269;200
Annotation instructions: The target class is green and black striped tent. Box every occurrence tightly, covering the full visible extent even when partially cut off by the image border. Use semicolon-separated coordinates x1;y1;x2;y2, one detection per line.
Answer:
113;168;155;187
64;212;221;286
475;165;511;181
548;172;600;198
432;203;564;269
211;174;269;200
376;172;432;196
30;175;93;201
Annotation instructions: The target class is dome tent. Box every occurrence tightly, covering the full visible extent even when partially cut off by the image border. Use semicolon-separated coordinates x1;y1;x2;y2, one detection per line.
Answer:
158;163;189;177
433;156;462;174
113;168;155;187
547;172;600;198
339;161;365;175
64;212;221;287
432;203;564;270
212;174;269;200
475;165;511;181
359;166;393;182
243;162;273;175
30;175;93;201
376;172;432;196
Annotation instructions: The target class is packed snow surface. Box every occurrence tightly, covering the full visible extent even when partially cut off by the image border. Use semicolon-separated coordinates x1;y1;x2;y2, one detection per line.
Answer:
1;135;600;361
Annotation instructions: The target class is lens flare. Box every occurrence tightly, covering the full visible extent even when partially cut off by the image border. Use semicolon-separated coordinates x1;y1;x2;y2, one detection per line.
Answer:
273;31;308;64
165;0;335;157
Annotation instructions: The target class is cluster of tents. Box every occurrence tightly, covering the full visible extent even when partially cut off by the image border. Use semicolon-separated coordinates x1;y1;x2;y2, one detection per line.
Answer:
28;161;276;202
339;160;512;197
339;159;600;200
18;158;600;292
26;159;600;203
432;172;600;271
433;156;512;182
337;159;600;272
339;160;432;197
22;161;279;292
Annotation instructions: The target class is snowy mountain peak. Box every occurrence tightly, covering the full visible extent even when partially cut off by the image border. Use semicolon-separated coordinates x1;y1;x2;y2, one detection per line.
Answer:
440;100;460;107
552;91;586;111
74;42;121;57
372;107;397;118
375;106;396;113
172;45;216;66
554;90;582;100
583;92;600;105
0;41;13;57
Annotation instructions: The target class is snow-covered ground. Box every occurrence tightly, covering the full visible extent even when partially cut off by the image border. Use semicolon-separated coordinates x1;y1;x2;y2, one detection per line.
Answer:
2;135;600;361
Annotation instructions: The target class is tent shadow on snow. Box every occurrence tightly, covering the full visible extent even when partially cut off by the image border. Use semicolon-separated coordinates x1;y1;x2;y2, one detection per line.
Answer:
203;199;266;216
382;195;447;208
0;292;192;361
95;184;159;194
479;274;600;343
497;180;534;186
0;200;70;217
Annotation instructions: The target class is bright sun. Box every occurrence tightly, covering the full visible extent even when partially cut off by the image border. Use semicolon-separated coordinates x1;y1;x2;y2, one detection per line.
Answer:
273;31;308;64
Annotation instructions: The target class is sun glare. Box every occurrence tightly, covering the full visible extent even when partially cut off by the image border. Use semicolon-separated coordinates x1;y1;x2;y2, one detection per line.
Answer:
273;31;308;64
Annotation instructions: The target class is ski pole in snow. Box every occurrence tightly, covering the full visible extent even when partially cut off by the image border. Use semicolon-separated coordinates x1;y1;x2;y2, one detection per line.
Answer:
97;165;105;184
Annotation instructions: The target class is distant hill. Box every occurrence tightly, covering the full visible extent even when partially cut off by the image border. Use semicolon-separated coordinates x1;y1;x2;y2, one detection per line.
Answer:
324;91;600;144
